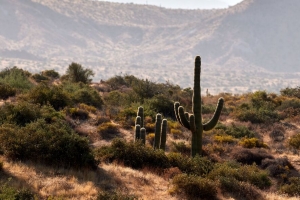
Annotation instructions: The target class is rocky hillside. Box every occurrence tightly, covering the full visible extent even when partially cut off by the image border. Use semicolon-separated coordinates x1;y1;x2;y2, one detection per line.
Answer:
0;0;300;94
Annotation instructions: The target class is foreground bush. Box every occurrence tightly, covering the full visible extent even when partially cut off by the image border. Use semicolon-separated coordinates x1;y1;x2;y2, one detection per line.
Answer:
280;177;300;196
167;153;214;177
0;184;34;200
0;83;16;100
208;161;271;189
171;174;217;199
95;139;169;170
0;119;97;169
27;84;70;110
219;177;263;200
0;101;42;126
232;148;273;165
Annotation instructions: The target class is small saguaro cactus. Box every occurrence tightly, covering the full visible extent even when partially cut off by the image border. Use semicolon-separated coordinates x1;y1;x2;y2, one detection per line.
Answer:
153;113;167;151
135;107;146;144
174;56;224;157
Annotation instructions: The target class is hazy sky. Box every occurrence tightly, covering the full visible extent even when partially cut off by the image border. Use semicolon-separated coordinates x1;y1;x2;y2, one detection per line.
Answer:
97;0;244;9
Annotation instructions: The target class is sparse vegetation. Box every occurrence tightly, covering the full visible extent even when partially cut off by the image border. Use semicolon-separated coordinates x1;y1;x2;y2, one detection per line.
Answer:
0;66;299;199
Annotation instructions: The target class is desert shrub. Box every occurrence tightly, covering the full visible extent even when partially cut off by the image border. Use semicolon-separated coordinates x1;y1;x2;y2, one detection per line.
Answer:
0;83;16;100
261;157;293;178
104;91;125;107
0;101;41;126
0;182;35;200
0;119;97;169
234;107;279;123
239;138;268;148
204;143;225;155
171;174;217;199
213;134;236;144
31;73;49;82
0;67;33;91
94;139;170;170
64;62;94;84
279;177;300;196
232;148;273;165
97;122;119;140
146;133;155;145
62;82;103;108
167;153;214;176
218;123;256;138
105;75;129;90
280;86;300;98
97;190;137;200
208;161;271;189
170;128;184;139
95;115;111;125
42;69;60;79
65;107;89;120
27;84;70;110
78;103;97;113
145;94;174;117
171;142;191;156
219;177;263;200
233;92;280;123
288;133;300;149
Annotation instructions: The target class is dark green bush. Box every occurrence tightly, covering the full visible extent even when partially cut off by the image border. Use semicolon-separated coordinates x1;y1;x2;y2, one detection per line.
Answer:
65;62;94;84
171;174;217;199
0;183;35;200
62;82;103;109
28;84;70;110
65;107;89;120
0;102;41;126
95;139;169;170
219;177;263;200
261;157;293;178
208;161;271;189
280;177;300;196
167;153;214;176
97;122;119;140
171;142;191;156
42;69;60;79
231;148;273;165
216;123;256;138
0;67;33;91
31;73;49;82
0;83;16;100
280;87;300;98
0;119;97;169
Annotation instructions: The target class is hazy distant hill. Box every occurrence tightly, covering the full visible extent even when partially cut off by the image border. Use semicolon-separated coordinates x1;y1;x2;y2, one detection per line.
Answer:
0;0;300;94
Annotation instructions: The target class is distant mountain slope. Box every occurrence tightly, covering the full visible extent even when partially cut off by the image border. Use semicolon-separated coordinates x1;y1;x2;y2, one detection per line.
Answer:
0;0;299;93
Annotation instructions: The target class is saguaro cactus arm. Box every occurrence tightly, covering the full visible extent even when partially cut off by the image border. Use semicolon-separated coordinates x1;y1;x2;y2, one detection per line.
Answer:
203;98;224;131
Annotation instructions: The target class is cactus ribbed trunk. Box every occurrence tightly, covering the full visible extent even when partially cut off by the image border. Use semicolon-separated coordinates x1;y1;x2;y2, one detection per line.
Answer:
160;119;167;151
192;56;202;156
154;114;162;149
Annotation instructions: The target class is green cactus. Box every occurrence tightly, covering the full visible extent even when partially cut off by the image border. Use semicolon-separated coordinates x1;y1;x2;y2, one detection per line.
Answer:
174;56;224;157
135;107;145;144
137;106;144;127
153;114;167;150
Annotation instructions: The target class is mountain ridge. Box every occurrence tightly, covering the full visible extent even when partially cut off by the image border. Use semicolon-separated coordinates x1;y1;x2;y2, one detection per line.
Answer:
0;0;299;94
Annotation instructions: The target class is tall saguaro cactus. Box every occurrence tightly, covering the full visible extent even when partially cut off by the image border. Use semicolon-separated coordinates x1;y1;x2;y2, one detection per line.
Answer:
153;114;167;151
174;56;224;157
